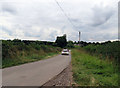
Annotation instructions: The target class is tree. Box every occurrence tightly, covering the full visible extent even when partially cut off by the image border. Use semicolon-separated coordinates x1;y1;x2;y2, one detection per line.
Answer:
55;34;67;48
67;40;74;48
74;41;77;44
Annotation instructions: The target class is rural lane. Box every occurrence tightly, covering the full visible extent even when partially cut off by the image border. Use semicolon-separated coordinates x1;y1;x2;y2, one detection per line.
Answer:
2;54;71;86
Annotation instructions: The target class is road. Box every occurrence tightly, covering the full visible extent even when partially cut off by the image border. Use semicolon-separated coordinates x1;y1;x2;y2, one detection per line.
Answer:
2;54;71;86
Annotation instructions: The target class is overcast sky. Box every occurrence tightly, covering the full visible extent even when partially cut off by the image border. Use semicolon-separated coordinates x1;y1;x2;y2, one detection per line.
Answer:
0;0;119;42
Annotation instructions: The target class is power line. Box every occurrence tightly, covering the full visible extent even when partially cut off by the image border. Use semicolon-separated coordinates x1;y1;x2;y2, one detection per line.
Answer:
54;0;76;28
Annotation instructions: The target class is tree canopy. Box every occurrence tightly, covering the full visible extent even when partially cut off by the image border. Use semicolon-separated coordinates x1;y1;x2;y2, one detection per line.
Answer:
55;34;67;48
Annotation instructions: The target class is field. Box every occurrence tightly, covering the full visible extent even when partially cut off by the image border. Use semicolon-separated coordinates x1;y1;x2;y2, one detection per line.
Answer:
71;48;119;86
2;40;61;68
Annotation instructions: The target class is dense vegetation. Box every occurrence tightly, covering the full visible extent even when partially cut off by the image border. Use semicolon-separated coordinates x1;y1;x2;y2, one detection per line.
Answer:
72;49;119;86
55;34;67;48
66;40;74;49
2;39;61;68
55;34;74;48
83;41;119;62
72;41;119;86
2;34;75;68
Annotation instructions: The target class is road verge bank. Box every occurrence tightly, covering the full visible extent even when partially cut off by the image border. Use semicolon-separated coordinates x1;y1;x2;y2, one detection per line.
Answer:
3;52;61;68
71;49;118;86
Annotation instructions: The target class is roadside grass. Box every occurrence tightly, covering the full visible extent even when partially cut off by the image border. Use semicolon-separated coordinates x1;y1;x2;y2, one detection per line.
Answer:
2;52;60;68
71;49;118;86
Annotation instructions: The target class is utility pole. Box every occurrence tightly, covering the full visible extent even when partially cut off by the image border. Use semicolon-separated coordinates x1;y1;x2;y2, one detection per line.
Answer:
79;31;81;46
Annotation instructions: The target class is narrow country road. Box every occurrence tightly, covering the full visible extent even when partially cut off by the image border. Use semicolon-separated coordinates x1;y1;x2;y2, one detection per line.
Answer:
2;54;71;86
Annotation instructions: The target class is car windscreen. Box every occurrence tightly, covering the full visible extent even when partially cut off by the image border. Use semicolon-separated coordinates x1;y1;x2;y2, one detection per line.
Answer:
63;49;68;52
63;50;67;52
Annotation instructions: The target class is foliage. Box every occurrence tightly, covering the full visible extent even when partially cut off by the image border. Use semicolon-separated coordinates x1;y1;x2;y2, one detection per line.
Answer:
83;41;120;62
2;39;61;68
74;41;89;47
66;40;74;48
71;49;119;86
55;34;67;48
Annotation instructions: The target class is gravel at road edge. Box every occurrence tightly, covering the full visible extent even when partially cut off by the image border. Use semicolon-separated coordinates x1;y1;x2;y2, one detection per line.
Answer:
42;63;72;86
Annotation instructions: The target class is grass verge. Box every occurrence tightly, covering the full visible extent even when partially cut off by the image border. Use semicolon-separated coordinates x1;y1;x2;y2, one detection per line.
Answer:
2;52;60;68
71;49;118;86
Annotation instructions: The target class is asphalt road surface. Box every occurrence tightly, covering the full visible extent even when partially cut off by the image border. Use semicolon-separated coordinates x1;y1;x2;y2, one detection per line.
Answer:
2;54;71;86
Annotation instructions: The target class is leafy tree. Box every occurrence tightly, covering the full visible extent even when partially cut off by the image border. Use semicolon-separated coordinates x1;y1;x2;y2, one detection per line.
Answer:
74;41;77;44
80;41;88;47
67;40;74;48
55;34;67;48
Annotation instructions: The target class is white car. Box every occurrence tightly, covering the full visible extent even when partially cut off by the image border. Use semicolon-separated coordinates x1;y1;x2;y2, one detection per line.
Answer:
61;49;69;55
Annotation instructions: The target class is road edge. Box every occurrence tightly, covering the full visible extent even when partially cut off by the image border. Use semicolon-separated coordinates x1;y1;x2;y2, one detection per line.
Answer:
42;62;72;86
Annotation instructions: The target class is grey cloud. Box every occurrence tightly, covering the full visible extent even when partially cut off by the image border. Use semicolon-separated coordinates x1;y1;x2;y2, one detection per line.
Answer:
118;31;120;40
2;26;13;36
2;3;16;14
102;34;117;40
0;0;118;42
91;5;115;27
49;31;58;41
82;32;117;42
25;33;41;38
71;18;81;23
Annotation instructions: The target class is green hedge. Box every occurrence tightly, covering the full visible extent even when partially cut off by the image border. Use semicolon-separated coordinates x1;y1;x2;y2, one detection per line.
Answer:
83;41;119;62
